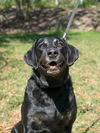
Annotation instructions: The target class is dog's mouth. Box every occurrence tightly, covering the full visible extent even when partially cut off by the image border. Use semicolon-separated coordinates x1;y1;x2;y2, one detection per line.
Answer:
42;61;64;75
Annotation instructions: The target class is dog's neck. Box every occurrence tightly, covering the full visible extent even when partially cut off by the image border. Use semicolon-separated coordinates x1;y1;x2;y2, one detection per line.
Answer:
33;68;70;89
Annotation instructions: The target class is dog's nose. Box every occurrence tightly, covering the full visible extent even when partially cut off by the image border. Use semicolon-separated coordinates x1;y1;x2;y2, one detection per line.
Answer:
47;49;58;58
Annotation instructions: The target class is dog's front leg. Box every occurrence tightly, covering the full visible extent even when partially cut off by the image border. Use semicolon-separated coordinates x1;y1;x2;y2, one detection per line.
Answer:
21;97;36;132
64;125;72;133
22;118;35;133
21;80;39;133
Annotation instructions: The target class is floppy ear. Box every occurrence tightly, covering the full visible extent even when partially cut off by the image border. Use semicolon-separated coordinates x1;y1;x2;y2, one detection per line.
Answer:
24;46;38;69
67;44;79;66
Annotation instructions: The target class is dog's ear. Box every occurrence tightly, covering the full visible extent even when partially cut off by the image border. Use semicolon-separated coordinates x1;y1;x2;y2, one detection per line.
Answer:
67;44;79;66
24;46;38;69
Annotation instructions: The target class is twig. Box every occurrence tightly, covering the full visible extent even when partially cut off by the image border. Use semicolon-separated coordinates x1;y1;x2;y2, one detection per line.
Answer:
83;117;100;133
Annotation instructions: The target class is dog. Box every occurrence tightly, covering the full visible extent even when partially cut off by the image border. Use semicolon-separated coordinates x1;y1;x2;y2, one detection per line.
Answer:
11;37;79;133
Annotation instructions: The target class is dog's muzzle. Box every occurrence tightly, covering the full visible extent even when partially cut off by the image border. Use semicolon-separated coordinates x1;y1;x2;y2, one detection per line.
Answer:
41;60;65;76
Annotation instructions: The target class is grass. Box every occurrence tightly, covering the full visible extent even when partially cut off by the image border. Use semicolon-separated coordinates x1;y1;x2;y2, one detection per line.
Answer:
0;0;100;8
0;0;16;8
0;30;100;133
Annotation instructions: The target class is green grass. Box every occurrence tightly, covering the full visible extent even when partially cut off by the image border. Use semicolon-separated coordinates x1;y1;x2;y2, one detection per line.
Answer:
0;0;100;8
0;0;16;8
0;31;100;132
80;0;100;7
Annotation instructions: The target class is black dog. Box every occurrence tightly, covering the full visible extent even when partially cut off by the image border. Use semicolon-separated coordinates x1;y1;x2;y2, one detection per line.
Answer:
11;37;79;133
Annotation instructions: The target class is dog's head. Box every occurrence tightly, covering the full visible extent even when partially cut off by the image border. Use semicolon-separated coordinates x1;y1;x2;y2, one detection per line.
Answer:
24;37;79;76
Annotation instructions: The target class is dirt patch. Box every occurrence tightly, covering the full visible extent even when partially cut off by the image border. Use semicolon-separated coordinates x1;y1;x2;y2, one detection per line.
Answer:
0;6;100;33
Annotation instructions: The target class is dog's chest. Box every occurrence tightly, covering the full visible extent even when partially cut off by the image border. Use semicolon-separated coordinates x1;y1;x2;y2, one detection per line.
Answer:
33;88;69;109
33;89;60;115
33;88;71;119
32;88;72;132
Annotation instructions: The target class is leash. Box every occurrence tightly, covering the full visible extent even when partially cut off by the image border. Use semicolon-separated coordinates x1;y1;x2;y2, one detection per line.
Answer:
63;0;81;39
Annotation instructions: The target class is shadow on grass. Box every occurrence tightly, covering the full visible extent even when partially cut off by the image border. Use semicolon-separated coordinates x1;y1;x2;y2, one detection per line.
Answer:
0;30;84;48
0;30;63;47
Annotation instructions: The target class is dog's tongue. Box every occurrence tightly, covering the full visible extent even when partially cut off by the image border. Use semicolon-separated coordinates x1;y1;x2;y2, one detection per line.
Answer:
49;66;57;70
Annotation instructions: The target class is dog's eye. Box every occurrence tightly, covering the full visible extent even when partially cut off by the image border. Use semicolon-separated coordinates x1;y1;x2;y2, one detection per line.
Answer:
37;44;47;49
57;43;64;47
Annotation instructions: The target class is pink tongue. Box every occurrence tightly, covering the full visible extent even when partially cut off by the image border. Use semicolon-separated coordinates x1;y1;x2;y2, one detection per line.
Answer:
50;66;57;70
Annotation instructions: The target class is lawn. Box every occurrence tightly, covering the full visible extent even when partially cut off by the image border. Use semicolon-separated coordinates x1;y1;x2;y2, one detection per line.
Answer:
0;31;100;133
